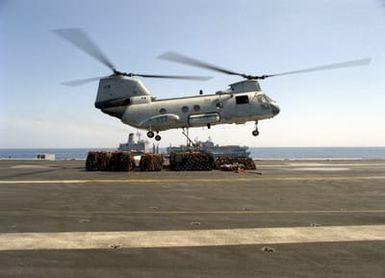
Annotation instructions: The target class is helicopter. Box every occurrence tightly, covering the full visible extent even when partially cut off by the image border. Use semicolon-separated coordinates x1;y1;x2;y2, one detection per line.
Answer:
54;29;371;141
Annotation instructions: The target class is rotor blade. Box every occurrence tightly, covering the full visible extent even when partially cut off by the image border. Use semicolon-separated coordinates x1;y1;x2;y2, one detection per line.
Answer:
61;76;106;87
159;51;246;78
268;57;371;78
131;73;212;81
53;28;115;71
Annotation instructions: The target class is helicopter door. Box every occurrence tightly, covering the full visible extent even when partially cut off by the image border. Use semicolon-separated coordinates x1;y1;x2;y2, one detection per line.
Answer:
234;95;250;119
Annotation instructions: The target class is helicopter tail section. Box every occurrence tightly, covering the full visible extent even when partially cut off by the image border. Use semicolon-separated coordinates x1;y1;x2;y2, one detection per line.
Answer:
95;76;150;109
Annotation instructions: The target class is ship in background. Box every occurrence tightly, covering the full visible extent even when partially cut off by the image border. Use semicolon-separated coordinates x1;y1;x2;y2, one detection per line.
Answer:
167;137;250;159
119;133;249;158
118;132;153;155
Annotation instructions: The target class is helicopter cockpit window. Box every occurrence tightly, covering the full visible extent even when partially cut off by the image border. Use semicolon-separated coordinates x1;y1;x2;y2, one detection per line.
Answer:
159;108;167;114
235;95;249;104
257;95;267;103
265;95;273;102
257;95;270;109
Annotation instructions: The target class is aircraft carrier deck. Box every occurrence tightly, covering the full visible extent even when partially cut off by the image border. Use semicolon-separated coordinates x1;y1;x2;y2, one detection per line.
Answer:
0;159;384;277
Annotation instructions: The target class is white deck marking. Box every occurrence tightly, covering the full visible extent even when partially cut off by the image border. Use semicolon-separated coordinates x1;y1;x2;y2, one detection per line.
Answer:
1;175;385;184
10;165;54;169
288;163;385;167
0;225;384;251
0;180;86;184
291;167;350;171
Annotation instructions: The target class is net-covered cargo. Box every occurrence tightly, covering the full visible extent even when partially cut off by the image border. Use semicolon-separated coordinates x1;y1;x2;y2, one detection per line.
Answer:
85;151;99;171
85;151;112;171
109;151;135;171
215;157;256;170
170;151;214;171
85;151;134;171
139;154;163;171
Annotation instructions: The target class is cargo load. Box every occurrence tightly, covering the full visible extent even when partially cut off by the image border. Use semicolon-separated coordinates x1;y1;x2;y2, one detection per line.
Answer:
170;151;214;171
109;151;135;171
215;157;256;170
139;154;163;171
85;151;135;171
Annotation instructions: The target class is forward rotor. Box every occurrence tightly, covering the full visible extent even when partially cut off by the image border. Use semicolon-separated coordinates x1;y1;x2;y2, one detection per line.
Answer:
53;28;211;86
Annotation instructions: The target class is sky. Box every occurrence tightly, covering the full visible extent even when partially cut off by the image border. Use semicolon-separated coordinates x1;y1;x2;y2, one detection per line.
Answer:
1;0;385;148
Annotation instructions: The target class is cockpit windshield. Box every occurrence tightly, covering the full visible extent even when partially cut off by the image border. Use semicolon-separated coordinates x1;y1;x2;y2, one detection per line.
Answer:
256;94;271;110
259;94;276;103
257;94;269;104
265;95;273;102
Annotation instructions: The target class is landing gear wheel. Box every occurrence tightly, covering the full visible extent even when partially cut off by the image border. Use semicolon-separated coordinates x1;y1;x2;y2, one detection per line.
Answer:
252;120;259;137
252;130;259;136
155;135;161;141
147;131;155;138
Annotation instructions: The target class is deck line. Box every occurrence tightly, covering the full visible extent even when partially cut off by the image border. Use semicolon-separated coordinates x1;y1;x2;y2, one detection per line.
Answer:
1;225;384;251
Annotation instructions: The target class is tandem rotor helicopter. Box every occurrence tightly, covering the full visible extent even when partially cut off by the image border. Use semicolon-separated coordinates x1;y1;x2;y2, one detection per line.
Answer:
55;29;371;141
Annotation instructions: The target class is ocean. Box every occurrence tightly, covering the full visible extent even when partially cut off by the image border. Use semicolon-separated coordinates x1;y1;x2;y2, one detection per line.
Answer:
1;147;385;160
249;147;385;160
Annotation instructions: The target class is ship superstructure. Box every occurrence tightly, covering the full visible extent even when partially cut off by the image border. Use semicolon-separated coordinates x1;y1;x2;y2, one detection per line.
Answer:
118;132;150;155
167;137;250;159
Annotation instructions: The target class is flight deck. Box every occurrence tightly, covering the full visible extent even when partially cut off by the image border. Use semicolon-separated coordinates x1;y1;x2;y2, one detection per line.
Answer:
0;160;384;277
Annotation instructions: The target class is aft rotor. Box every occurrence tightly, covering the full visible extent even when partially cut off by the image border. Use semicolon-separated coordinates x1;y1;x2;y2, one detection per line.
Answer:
159;51;371;81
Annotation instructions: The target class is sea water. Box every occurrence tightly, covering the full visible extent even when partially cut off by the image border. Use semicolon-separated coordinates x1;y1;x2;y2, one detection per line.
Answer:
248;147;385;160
0;148;114;160
1;147;384;160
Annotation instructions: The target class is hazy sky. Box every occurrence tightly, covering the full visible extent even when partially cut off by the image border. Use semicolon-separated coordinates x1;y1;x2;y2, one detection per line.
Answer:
1;0;385;148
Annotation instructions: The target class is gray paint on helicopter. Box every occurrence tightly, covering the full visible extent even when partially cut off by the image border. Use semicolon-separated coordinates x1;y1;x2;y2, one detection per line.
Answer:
96;76;279;131
53;28;370;141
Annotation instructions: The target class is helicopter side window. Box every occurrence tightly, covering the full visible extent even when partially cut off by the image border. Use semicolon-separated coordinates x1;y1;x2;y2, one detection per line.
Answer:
181;106;189;113
159;108;167;114
193;105;200;112
235;95;249;104
216;102;223;109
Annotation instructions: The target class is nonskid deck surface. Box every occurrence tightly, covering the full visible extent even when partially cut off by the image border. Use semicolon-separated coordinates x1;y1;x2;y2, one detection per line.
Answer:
0;160;384;277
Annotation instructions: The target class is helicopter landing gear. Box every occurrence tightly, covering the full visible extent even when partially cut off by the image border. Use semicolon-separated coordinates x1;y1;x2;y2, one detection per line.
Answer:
147;130;161;141
252;130;259;136
252;121;259;136
147;131;155;138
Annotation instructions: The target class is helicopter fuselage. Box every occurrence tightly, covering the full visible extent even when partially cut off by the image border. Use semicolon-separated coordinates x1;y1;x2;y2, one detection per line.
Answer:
96;77;280;135
123;91;278;131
